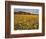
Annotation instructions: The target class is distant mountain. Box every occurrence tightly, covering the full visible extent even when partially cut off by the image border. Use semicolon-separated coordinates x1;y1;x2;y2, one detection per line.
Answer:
14;11;39;15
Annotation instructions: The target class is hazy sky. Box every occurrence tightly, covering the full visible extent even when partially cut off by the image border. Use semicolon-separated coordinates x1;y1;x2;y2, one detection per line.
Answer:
14;8;39;13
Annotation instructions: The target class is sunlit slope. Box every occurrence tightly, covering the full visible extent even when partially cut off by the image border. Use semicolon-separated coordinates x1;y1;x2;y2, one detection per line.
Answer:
14;12;39;30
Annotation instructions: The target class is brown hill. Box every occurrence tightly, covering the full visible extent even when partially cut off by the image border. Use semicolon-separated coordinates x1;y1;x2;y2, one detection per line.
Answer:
14;11;38;15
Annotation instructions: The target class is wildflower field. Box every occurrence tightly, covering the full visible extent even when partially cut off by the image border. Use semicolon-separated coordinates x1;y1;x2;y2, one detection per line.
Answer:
14;12;39;30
